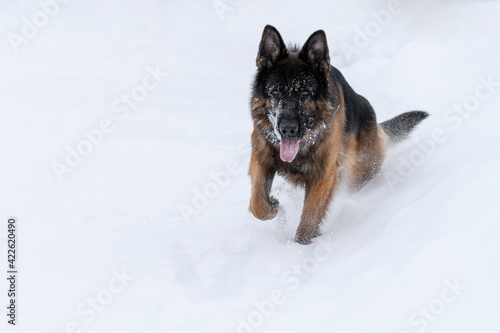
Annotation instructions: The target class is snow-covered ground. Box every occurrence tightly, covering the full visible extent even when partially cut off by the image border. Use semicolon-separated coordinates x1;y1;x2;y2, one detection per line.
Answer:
1;0;500;332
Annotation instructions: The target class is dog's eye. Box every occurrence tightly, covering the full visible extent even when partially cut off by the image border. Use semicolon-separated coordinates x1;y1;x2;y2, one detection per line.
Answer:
300;90;309;98
272;89;282;98
307;117;315;128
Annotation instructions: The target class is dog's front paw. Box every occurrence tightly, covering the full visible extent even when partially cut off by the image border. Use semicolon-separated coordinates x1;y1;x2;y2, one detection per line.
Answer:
294;234;312;245
294;227;320;245
249;196;278;221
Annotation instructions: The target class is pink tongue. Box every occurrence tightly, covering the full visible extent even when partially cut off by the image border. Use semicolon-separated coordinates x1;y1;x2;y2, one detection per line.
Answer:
280;139;300;162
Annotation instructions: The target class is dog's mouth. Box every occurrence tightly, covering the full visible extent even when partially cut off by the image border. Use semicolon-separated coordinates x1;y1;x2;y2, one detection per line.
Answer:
279;138;300;162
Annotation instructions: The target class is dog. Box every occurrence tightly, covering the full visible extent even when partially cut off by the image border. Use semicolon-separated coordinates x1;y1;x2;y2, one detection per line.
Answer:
248;25;428;245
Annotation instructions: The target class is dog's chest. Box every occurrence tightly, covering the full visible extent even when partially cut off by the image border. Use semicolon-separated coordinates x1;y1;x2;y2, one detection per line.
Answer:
276;155;325;185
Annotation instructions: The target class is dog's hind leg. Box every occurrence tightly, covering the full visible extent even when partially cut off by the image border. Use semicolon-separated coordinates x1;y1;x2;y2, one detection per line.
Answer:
346;125;388;190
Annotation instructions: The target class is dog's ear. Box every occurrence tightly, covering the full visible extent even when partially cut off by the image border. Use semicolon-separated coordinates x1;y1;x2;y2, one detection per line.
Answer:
256;25;288;69
299;30;330;73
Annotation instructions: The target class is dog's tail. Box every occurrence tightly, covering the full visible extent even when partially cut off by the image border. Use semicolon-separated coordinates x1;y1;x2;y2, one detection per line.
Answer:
380;111;429;143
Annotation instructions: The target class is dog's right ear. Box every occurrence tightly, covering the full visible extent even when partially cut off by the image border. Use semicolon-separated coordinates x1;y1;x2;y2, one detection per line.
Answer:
256;25;288;69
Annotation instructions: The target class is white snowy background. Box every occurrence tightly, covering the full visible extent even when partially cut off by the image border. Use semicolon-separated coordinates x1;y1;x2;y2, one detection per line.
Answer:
1;0;500;332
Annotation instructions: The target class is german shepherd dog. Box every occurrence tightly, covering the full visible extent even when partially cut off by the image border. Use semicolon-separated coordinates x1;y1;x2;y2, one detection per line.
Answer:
249;25;428;244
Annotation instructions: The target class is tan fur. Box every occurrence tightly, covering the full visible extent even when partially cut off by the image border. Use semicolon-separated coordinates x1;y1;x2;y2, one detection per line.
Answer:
341;124;388;189
249;130;277;221
294;105;343;243
249;84;352;244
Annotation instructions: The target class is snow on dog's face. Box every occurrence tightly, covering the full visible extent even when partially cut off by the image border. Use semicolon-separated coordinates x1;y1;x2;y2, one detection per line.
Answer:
251;25;337;163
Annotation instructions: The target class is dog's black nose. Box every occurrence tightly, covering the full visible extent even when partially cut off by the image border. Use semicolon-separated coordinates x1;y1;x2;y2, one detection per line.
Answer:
279;118;299;138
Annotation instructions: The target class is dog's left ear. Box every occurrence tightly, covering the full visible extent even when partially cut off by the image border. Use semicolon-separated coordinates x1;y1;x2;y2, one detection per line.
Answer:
299;30;330;73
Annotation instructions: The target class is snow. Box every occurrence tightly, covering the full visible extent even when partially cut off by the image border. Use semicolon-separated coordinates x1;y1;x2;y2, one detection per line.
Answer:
1;0;500;332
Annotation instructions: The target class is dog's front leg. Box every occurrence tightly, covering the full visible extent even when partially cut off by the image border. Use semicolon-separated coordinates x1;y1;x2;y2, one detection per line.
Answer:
249;153;278;221
295;172;339;244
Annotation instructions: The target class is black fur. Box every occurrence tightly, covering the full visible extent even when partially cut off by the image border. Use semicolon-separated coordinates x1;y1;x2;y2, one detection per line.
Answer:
329;66;378;136
380;111;429;143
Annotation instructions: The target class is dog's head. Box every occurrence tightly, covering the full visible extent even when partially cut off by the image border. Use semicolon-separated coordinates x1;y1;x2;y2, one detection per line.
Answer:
251;25;339;163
